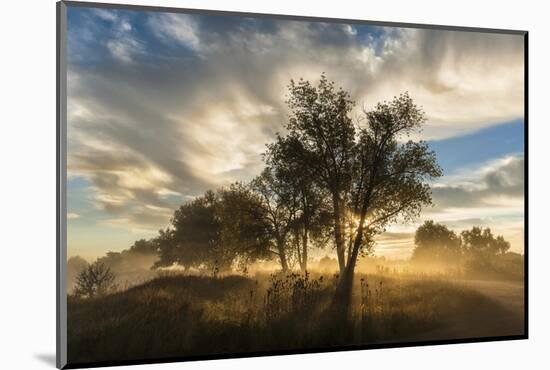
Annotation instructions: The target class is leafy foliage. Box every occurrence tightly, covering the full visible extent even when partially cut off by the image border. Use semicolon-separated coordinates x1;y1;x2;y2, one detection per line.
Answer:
461;226;511;256
412;220;462;265
154;186;273;273
411;222;519;279
269;75;442;310
96;239;158;274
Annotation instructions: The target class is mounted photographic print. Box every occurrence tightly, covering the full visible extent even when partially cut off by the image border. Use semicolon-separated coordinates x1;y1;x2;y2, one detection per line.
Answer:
56;1;528;368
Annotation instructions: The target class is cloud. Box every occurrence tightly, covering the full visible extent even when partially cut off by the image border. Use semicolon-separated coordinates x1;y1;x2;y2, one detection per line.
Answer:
147;18;523;138
431;155;524;209
106;37;143;63
93;9;118;22
378;155;525;256
89;8;145;63
148;13;201;50
419;155;524;252
98;217;164;234
356;29;524;139
66;9;524;237
67;213;81;220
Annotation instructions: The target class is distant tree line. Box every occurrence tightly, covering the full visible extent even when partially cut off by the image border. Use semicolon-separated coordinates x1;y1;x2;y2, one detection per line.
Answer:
69;239;159;298
412;221;522;279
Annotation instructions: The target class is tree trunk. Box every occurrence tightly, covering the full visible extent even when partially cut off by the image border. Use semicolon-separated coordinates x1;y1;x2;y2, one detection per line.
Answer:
277;239;289;271
332;196;346;273
295;228;303;271
330;153;379;316
301;229;308;273
331;213;366;315
279;253;289;271
331;262;356;316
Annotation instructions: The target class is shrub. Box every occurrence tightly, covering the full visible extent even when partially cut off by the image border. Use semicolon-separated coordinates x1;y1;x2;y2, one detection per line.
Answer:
74;261;116;298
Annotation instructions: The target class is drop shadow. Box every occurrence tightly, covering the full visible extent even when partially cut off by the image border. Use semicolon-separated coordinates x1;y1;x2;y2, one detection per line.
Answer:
34;353;56;367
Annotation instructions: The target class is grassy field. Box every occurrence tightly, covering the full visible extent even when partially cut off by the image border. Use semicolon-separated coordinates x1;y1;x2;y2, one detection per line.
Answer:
67;272;524;365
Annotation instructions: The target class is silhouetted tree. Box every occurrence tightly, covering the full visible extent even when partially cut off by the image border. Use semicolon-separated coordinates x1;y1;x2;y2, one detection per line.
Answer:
98;239;159;274
67;256;89;291
153;191;225;272
461;226;511;257
152;228;178;269
217;183;273;270
74;261;116;298
153;186;274;272
249;168;300;271
460;226;513;279
283;75;356;272
265;135;332;272
335;92;441;310
277;75;441;312
412;220;462;268
129;239;158;254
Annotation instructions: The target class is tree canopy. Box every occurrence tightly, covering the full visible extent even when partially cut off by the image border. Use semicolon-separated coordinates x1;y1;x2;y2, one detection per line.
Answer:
412;220;462;265
153;186;273;273
105;75;444;309
461;226;511;257
411;222;515;277
268;75;442;310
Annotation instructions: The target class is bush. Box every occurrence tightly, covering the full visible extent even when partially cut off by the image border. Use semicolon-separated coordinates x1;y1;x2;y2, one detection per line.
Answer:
74;261;116;298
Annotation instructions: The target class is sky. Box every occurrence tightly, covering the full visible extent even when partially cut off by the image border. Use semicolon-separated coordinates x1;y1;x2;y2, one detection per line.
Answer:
66;5;525;261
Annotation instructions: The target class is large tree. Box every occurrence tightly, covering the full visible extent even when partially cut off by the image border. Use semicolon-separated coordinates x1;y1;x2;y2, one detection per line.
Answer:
153;186;273;272
153;191;225;272
278;75;441;311
216;183;273;271
283;75;356;272
337;93;441;309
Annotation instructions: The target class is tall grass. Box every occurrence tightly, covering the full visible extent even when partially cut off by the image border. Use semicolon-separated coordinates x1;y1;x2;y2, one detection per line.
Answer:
67;272;518;365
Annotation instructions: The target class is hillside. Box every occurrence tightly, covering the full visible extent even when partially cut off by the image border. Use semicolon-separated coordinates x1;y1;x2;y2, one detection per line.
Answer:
67;273;524;365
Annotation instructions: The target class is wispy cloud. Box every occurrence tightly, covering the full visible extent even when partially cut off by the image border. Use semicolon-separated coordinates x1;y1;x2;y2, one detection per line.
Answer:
66;7;524;255
148;13;201;50
106;37;144;63
431;155;524;208
92;8;118;22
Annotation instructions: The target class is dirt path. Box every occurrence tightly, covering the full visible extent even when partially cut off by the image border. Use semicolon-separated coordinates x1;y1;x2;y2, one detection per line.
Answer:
456;279;524;319
409;279;525;342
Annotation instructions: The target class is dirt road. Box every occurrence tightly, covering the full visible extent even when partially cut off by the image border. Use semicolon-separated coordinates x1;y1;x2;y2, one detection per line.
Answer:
410;279;525;342
457;279;525;319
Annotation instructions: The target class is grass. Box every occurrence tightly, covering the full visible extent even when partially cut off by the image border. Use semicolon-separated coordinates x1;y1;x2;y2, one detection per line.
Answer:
67;272;521;365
